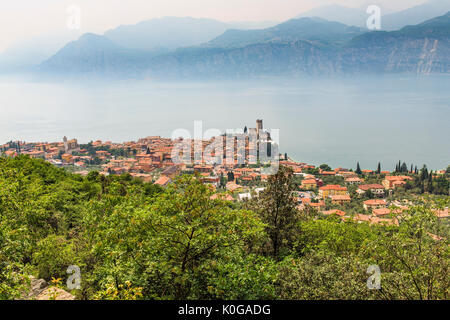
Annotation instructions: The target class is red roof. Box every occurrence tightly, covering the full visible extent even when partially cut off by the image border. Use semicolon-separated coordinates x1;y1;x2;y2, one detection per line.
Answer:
323;209;346;216
319;185;347;191
358;184;384;191
364;199;387;205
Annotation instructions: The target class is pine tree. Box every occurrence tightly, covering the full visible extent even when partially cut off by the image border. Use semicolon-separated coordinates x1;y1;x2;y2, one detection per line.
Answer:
401;162;408;173
244;126;248;134
428;170;433;193
420;165;428;181
356;162;362;175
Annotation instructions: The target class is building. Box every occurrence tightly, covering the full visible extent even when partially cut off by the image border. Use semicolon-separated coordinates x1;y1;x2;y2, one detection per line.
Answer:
330;194;351;205
154;175;171;187
318;185;348;199
345;177;363;185
364;199;387;211
63;136;80;154
382;176;413;189
357;184;385;197
301;179;317;190
322;209;346;217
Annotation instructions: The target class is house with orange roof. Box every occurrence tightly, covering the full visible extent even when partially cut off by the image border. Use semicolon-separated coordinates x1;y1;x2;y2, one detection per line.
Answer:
3;150;17;157
322;209;346;217
226;182;243;193
357;184;385;197
154;175;171;187
364;199;387;211
308;201;326;211
382;176;413;189
301;179;317;190
330;194;351;205
345;177;362;185
320;171;336;176
318;185;348;199
372;208;391;217
210;193;234;201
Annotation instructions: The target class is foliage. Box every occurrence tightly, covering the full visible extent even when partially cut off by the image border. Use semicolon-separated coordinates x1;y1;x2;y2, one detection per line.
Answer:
0;157;448;300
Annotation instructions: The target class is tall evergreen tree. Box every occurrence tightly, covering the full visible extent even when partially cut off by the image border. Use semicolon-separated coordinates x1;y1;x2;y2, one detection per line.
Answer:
401;162;408;173
377;162;381;174
420;165;428;181
246;166;299;260
356;162;362;175
428;170;433;193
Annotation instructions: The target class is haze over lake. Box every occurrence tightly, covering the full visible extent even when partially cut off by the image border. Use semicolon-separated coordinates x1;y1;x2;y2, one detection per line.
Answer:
1;74;449;170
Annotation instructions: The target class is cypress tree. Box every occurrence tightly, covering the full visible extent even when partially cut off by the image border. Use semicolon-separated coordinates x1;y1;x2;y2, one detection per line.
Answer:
356;162;362;175
377;162;381;174
401;162;408;173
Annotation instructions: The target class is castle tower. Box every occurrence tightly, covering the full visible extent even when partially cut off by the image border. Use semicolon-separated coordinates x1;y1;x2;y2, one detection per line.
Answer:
63;136;68;153
256;119;263;134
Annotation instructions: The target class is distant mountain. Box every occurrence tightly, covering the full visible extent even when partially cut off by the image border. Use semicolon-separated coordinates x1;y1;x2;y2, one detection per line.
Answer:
104;17;231;50
38;33;153;76
382;0;450;30
148;12;450;77
227;21;280;30
296;0;450;30
296;4;368;28
342;12;450;74
39;13;450;78
205;17;363;48
0;34;80;73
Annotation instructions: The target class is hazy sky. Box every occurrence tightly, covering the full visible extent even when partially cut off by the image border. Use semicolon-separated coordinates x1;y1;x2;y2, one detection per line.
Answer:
0;0;427;52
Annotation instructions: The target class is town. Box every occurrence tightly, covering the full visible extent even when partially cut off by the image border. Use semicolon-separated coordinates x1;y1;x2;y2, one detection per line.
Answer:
1;120;449;227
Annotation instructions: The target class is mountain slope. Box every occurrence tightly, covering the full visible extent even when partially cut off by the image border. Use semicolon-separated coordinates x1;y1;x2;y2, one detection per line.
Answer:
296;4;368;28
38;13;450;78
205;17;363;48
382;0;450;30
296;0;450;30
343;12;450;74
38;33;153;76
104;17;231;50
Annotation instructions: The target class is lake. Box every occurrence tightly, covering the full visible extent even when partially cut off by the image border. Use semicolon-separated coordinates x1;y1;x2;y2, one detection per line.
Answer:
0;73;449;170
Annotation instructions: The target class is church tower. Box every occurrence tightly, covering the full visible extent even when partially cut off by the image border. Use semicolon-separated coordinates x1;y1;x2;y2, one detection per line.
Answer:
63;136;68;153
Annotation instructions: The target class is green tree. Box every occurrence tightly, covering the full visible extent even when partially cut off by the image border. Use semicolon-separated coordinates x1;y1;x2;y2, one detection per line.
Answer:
319;164;332;171
247;166;299;260
355;162;362;175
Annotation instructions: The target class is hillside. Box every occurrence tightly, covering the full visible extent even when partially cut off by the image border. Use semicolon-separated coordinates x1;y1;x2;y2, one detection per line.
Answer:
205;17;363;48
38;13;450;78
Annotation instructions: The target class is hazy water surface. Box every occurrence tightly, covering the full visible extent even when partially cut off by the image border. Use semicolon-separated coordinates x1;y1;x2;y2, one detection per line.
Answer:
0;74;449;170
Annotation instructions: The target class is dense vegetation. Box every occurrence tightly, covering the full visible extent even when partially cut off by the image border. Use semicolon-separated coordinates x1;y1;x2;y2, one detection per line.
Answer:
0;156;448;300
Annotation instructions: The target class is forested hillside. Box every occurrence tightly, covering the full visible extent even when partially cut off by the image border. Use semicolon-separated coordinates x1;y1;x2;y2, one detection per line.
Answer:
0;156;448;300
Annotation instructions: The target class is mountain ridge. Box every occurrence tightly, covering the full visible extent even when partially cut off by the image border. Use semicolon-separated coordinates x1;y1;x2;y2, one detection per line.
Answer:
38;12;450;78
